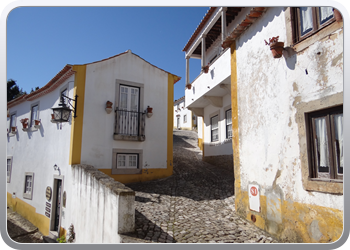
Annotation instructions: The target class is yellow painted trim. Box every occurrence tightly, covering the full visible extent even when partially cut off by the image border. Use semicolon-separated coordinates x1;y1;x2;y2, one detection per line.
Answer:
99;168;172;184
69;65;86;165
202;118;205;158
7;193;50;236
230;41;242;201
238;191;343;243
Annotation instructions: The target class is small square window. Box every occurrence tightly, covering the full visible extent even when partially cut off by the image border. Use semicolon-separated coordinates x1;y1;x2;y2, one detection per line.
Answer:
117;153;138;169
112;149;143;175
23;172;34;200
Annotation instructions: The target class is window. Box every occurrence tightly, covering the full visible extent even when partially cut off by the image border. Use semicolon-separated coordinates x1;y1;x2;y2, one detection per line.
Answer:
112;149;143;174
307;105;343;181
9;113;16;130
226;109;232;139
184;115;187;123
23;172;34;200
30;104;39;127
211;115;219;142
292;7;335;43
117;154;138;169
7;157;12;183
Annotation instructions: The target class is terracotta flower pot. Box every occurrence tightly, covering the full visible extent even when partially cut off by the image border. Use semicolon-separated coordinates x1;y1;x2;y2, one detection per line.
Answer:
34;120;40;126
22;123;28;129
147;107;153;113
51;114;55;120
270;42;284;58
11;126;16;132
333;9;342;22
106;101;113;109
202;66;209;73
186;84;192;90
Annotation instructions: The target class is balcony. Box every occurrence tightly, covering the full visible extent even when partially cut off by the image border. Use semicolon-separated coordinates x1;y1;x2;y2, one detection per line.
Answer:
114;109;146;141
185;49;231;115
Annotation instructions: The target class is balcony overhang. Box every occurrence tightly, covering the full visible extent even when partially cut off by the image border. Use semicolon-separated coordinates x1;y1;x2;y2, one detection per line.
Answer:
187;80;231;116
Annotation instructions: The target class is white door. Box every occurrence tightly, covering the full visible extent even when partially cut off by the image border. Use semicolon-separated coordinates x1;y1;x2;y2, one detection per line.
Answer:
119;85;140;135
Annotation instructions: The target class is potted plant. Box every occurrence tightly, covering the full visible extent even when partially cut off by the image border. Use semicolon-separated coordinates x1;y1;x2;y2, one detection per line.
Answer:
186;84;192;90
20;118;29;130
11;126;17;133
333;8;342;22
105;101;113;114
146;106;153;118
34;119;40;126
264;36;284;58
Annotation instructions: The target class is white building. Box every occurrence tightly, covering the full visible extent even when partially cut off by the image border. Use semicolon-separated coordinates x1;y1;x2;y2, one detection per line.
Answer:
7;50;180;242
173;96;196;130
184;7;343;243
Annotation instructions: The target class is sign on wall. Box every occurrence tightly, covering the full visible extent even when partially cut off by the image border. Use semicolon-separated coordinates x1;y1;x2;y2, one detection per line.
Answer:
248;184;260;212
46;186;52;201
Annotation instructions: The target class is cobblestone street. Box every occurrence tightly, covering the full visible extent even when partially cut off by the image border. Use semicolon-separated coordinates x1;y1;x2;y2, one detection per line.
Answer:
123;130;279;243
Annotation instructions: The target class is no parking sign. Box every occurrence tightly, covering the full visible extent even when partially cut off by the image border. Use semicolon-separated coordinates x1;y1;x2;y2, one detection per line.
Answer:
248;184;260;212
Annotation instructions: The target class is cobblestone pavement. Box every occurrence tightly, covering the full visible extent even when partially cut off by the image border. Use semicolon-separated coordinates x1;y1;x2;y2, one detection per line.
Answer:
123;130;279;243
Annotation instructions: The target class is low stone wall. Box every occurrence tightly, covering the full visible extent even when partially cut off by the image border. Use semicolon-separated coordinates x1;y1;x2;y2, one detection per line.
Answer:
70;164;135;243
203;155;234;172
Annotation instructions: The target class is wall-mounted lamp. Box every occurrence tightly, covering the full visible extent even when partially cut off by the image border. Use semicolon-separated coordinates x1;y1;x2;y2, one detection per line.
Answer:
52;94;78;122
53;164;61;175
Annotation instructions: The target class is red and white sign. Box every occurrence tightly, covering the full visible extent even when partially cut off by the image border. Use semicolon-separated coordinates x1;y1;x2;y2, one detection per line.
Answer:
248;184;260;212
250;186;258;196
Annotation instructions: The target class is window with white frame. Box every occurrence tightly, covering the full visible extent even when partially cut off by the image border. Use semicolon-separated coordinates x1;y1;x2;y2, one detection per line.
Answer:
117;153;138;169
30;104;39;127
211;115;219;142
7;157;12;183
226;109;232;139
23;172;34;200
9;113;16;130
184;115;187;123
112;149;143;174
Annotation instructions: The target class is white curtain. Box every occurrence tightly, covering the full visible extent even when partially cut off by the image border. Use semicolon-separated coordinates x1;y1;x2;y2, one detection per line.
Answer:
300;7;313;35
119;86;128;110
315;117;329;168
319;7;334;24
334;114;343;169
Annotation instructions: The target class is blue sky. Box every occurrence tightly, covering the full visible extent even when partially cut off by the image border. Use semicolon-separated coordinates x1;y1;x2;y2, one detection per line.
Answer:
7;7;208;101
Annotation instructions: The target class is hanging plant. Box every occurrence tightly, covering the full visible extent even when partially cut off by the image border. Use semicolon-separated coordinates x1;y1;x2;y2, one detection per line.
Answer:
264;36;284;58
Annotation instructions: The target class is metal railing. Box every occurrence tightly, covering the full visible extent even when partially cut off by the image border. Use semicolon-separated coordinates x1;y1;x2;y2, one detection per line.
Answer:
115;109;146;137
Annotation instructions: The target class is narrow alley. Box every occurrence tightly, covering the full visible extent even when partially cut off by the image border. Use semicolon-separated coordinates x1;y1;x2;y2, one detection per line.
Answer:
122;130;279;243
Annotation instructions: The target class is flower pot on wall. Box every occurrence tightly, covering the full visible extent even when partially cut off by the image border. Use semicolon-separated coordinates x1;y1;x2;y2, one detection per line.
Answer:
186;84;192;90
202;65;209;74
34;120;40;126
106;101;113;114
269;42;284;58
333;8;342;22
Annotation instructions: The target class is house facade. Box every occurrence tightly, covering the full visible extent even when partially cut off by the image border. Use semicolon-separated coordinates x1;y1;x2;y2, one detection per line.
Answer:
7;50;180;241
184;7;343;243
173;96;196;130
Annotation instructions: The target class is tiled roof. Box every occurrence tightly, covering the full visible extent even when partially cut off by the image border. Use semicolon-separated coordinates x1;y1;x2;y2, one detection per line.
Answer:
221;7;267;49
174;96;185;105
182;7;217;52
7;65;74;108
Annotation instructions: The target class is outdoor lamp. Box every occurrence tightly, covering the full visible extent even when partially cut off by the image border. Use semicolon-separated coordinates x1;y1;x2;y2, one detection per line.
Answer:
51;93;78;122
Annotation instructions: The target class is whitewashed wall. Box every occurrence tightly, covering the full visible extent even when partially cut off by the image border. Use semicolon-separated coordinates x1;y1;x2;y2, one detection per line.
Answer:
236;7;343;210
174;99;193;129
70;164;134;243
7;75;75;231
80;51;170;170
203;93;233;156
